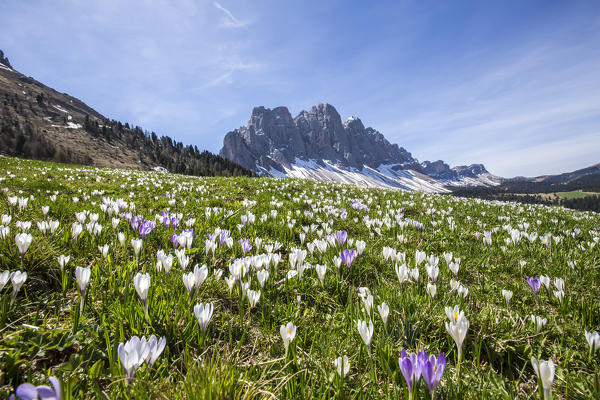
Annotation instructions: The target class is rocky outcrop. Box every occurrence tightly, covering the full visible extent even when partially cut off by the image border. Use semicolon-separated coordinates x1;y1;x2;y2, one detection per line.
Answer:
219;103;500;190
220;103;421;172
0;50;12;68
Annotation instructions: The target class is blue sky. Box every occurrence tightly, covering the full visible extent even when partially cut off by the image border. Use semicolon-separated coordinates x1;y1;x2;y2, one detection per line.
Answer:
1;0;599;177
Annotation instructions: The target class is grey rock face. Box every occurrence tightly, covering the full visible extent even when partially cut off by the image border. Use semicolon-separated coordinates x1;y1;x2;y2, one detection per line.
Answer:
0;50;12;68
219;103;420;173
452;164;490;178
421;160;460;180
219;103;496;185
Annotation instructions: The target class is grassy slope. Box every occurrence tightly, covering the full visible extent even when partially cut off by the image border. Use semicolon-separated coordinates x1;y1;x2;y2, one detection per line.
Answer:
555;191;599;200
0;155;599;399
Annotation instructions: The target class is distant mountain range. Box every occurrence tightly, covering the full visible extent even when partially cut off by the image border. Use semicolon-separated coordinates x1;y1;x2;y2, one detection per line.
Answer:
0;50;253;177
220;104;501;192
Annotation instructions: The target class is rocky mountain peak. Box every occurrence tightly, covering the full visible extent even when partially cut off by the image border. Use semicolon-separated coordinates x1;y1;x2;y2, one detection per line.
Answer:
219;103;500;191
0;50;12;68
452;164;490;178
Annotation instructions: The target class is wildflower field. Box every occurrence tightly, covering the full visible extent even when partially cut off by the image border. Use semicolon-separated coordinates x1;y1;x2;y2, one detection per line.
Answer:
0;155;599;399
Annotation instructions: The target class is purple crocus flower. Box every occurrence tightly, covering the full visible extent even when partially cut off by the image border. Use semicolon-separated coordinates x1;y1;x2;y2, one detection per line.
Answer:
171;233;179;248
11;376;61;400
170;217;180;229
139;220;156;239
526;276;541;295
422;353;446;395
128;215;143;231
220;230;230;246
398;349;427;393
161;211;171;227
240;238;252;254
339;249;356;270
335;230;348;246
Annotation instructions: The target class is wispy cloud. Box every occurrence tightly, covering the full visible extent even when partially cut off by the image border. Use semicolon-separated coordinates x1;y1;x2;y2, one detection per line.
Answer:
213;1;248;28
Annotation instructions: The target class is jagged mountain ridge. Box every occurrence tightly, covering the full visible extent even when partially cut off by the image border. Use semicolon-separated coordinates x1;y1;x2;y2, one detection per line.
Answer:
220;103;501;192
0;50;253;177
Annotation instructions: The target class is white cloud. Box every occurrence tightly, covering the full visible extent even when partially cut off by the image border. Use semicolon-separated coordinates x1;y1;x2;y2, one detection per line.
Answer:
213;1;248;28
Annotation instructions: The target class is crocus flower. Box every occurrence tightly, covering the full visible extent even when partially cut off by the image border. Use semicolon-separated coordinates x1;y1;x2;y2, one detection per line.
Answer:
334;355;350;377
193;264;208;289
10;376;61;400
15;233;32;263
257;269;269;288
10;271;27;304
340;249;356;270
335;230;347;246
247;289;261;308
502;289;513;306
427;283;437;299
118;336;150;381
0;270;10;292
75;266;91;297
526;276;541;295
357;319;374;349
133;273;151;319
280;321;297;354
531;357;555;400
585;331;600;353
131;239;143;259
182;272;195;294
398;349;427;394
145;335;167;367
422;353;446;396
445;307;469;362
194;302;214;333
138;220;155;239
240;238;252;254
315;264;327;284
377;302;389;327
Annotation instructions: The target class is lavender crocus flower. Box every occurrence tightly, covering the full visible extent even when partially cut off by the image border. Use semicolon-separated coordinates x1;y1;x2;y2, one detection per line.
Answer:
161;211;171;227
171;233;179;248
422;353;446;395
139;220;156;239
240;238;252;254
335;230;347;246
526;276;541;295
398;349;427;394
11;376;61;400
170;217;180;229
339;249;356;270
220;230;230;246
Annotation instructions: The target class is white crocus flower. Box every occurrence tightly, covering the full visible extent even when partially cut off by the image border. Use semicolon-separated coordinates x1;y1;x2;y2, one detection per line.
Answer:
377;302;389;327
445;308;469;361
257;269;269;288
118;336;151;381
585;331;600;353
427;282;437;299
194;302;214;333
131;239;143;259
182;272;195;294
0;270;11;291
280;321;297;354
334;355;350;377
15;232;32;261
75;266;91;296
194;264;208;289
502;289;513;306
10;270;27;304
247;289;261;308
133;272;151;308
531;357;555;400
315;264;327;285
357;319;374;349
